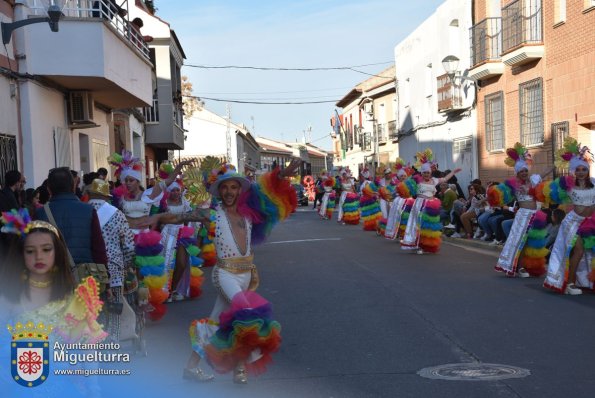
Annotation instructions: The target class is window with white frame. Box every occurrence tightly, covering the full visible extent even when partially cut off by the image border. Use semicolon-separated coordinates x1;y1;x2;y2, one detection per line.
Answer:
554;0;566;24
519;78;544;147
485;91;504;152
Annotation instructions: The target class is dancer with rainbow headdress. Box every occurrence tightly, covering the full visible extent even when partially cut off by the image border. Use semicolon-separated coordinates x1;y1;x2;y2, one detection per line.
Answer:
359;167;381;231
400;149;461;254
385;158;413;241
318;174;337;220
336;167;360;225
487;143;551;278
538;138;595;295
108;151;192;325
143;160;301;384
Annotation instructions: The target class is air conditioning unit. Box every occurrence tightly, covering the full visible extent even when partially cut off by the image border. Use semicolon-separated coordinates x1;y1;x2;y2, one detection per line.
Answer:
68;91;94;124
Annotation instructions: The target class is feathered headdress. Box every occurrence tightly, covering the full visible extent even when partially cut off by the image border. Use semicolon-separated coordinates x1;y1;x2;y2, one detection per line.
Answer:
1;208;59;238
361;167;371;179
504;142;532;173
555;137;593;174
394;157;411;178
108;150;143;181
414;148;436;173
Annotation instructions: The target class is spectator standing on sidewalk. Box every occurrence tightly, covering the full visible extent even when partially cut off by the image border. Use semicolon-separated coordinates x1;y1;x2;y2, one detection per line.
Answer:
459;183;487;239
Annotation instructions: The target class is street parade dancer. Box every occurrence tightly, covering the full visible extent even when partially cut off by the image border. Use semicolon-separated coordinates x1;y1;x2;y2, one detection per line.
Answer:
336;167;360;225
376;165;396;236
108;151;193;325
359;167;381;231
539;138;595;295
400;149;461;254
385;158;412;241
157;174;204;303
318;173;337;220
143;159;300;384
487;143;551;278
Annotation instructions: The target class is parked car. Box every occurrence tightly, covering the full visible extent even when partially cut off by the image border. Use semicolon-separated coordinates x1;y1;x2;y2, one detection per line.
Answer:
293;184;309;206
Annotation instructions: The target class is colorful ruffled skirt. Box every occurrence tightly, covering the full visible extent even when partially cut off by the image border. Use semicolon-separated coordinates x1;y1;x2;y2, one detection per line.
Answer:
495;208;548;277
544;210;595;292
190;291;281;376
400;197;442;253
360;194;381;231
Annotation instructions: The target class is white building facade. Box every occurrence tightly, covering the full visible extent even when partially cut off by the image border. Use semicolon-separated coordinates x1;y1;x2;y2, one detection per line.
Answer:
394;0;477;190
1;0;153;186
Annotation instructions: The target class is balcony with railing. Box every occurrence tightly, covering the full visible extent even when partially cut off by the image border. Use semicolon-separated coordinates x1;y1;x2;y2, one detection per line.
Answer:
145;102;185;150
25;0;153;108
501;0;544;66
468;17;505;81
142;98;159;123
437;74;464;113
388;120;398;141
375;123;388;144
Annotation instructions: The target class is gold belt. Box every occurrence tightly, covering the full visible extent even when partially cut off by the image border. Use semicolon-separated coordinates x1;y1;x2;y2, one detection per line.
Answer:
216;255;255;274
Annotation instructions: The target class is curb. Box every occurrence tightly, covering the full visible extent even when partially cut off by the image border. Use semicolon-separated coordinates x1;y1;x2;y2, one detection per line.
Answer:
442;235;502;252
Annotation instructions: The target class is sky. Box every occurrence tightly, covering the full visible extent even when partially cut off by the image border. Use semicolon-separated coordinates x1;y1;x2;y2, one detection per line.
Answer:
155;0;446;151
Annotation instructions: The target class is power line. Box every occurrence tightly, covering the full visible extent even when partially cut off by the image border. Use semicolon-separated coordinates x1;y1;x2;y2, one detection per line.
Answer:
197;86;353;95
185;61;393;71
187;95;338;105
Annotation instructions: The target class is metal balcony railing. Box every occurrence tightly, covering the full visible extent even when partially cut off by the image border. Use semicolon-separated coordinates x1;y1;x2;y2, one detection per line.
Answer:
173;104;184;129
143;98;159;123
437;74;463;112
470;17;502;66
375;123;388;144
388;120;398;140
29;0;150;60
502;0;542;54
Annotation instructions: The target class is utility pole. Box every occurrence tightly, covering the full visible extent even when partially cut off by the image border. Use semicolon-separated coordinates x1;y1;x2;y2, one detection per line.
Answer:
226;104;232;164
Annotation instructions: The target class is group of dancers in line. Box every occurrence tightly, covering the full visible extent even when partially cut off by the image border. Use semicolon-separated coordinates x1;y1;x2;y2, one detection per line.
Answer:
316;138;595;296
1;149;303;388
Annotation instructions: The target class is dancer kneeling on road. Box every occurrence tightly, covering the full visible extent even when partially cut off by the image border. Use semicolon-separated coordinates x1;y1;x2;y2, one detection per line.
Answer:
140;159;300;384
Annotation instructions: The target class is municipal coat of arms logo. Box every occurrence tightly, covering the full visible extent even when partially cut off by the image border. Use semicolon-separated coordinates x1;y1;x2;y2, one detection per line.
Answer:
8;321;52;388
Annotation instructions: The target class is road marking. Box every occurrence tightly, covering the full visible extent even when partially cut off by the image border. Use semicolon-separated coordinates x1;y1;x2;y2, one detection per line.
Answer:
267;238;342;244
443;241;500;258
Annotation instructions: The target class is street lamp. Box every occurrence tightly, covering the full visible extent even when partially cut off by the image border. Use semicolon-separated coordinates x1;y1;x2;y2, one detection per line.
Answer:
441;54;476;86
1;1;68;45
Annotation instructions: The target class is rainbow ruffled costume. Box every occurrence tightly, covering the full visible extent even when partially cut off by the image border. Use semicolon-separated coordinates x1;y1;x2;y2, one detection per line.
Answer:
360;181;381;231
488;143;548;277
318;177;337;220
538;138;595;293
399;150;444;253
189;167;296;377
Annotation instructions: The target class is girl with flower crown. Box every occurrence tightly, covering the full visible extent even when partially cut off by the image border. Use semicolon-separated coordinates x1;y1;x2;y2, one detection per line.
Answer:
399;149;461;254
0;209;106;396
487;143;552;278
538;138;595;295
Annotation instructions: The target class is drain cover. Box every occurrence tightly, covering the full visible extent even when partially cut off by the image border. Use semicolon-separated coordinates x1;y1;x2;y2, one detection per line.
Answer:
418;363;530;381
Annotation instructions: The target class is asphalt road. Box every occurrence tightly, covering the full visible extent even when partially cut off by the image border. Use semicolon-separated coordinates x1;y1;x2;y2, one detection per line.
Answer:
100;208;595;398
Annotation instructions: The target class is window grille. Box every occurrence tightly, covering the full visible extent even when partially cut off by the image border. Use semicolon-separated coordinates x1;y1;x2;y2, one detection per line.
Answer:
519;78;544;146
453;136;473;154
551;121;569;177
0;134;18;187
485;91;504;151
